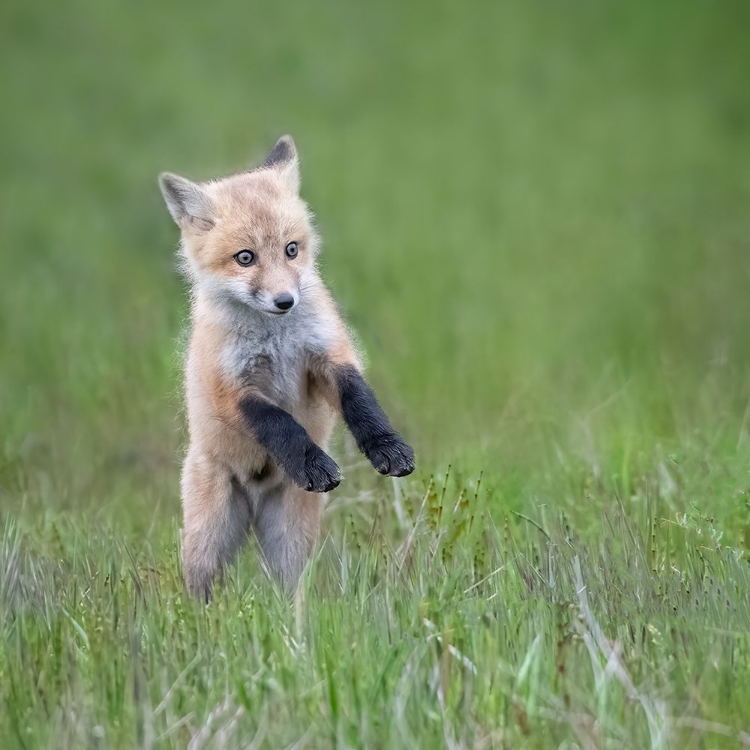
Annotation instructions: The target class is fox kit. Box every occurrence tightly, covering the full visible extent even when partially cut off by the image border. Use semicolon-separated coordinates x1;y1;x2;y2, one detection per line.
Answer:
158;136;414;598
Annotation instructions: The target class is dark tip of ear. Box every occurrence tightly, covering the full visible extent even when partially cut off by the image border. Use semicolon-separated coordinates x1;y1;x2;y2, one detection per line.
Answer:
158;172;213;226
158;172;190;208
261;135;296;169
158;172;177;194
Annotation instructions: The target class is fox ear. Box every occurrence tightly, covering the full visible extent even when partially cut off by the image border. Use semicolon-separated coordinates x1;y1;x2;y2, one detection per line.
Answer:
260;135;300;193
158;173;214;228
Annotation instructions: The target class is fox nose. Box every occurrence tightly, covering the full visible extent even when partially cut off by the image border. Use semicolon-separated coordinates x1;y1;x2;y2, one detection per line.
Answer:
273;293;295;311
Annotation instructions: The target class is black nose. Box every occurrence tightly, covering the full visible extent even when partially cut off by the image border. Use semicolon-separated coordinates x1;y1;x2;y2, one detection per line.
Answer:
274;293;295;311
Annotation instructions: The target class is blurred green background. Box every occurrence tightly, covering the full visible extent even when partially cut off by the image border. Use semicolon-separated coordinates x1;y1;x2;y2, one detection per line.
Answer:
1;0;750;530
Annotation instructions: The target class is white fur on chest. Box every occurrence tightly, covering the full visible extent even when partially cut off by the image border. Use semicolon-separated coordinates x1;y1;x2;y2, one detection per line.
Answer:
220;304;335;406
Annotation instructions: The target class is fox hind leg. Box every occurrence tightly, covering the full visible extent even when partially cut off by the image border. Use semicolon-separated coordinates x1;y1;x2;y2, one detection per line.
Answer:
253;483;324;593
180;451;252;601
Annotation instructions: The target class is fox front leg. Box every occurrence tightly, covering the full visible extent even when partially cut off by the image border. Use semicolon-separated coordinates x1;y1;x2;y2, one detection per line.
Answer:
240;398;342;492
334;365;415;477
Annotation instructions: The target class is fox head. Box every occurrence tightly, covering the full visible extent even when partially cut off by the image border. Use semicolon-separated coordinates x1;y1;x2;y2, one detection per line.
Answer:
158;136;319;317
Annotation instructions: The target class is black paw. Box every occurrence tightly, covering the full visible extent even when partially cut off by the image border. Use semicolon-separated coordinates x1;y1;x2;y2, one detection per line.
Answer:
300;444;342;493
362;433;415;477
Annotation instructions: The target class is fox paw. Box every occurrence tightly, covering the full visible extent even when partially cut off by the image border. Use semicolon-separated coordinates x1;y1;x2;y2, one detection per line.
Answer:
300;445;342;493
363;433;415;477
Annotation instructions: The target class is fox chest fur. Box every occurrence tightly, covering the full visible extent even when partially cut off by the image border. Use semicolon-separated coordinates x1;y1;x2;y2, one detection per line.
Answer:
185;294;340;470
219;310;329;412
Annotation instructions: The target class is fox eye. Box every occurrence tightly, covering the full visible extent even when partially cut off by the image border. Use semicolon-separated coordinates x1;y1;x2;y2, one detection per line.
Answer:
235;250;255;267
285;241;298;259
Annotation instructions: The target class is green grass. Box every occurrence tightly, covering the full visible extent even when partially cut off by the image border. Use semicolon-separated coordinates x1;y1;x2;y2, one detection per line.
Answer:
2;0;750;746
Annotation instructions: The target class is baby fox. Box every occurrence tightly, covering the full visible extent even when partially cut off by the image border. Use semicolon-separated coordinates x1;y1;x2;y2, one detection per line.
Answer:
158;136;414;598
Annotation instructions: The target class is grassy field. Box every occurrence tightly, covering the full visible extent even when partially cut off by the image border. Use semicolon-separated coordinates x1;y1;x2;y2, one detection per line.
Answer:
2;0;750;746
